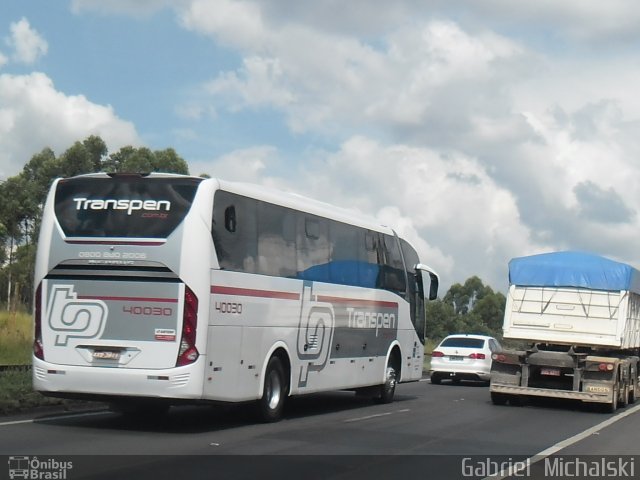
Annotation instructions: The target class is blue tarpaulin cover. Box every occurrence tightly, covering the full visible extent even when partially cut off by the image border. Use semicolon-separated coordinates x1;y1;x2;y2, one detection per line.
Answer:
508;251;640;294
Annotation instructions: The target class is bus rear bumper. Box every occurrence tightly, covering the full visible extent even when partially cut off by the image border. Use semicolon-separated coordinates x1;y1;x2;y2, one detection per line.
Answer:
32;356;205;401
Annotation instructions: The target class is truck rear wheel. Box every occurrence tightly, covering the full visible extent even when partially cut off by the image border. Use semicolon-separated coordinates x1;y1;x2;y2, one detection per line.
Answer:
491;392;508;406
605;382;618;413
620;383;629;408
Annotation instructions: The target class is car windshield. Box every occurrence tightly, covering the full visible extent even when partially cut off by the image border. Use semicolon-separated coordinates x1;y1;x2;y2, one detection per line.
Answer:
440;337;485;349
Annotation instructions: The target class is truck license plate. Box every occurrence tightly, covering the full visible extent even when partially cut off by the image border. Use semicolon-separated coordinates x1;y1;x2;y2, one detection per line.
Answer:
541;368;560;376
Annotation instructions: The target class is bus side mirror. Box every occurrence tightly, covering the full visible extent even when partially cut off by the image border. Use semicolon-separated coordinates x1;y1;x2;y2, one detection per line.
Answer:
415;263;439;300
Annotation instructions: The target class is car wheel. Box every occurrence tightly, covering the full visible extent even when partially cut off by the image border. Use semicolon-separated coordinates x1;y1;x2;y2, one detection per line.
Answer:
430;373;442;385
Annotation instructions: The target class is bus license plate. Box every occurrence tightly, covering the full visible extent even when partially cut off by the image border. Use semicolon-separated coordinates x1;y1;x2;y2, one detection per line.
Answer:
93;350;120;360
541;368;560;376
449;355;464;362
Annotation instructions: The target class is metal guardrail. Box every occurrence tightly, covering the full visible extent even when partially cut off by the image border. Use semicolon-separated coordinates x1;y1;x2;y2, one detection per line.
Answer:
0;364;31;373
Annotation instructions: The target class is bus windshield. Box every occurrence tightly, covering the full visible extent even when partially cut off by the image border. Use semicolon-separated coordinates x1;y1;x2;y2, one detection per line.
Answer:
54;175;202;238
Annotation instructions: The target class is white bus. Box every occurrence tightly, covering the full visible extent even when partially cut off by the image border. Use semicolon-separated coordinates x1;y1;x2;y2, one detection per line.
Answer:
33;173;439;421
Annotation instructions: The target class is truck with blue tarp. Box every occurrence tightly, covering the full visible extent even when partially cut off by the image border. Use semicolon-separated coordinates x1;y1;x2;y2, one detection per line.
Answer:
490;251;640;412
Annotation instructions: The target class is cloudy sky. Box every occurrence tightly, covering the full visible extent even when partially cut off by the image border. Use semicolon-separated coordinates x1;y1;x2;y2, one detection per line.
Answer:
1;1;639;292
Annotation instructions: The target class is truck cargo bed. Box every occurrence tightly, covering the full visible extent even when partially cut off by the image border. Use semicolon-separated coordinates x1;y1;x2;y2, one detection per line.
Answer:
503;285;640;349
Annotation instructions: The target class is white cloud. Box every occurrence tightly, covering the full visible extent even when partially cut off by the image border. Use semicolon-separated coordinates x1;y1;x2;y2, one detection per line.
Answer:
0;72;141;179
0;50;7;68
189;145;279;184
7;18;48;64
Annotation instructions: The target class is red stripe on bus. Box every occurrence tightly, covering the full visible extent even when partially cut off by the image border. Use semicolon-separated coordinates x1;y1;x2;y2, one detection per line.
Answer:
211;286;300;301
78;296;178;303
316;295;398;308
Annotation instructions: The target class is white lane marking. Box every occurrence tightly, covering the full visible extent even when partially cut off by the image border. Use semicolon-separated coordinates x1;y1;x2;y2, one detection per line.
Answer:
483;402;640;480
0;418;33;426
534;402;640;456
0;410;110;427
344;409;410;423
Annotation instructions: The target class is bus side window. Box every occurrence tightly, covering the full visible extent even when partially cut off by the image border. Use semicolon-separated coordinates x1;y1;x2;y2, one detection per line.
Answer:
328;220;359;286
381;234;406;296
257;202;297;278
297;214;330;282
212;191;257;273
360;231;380;288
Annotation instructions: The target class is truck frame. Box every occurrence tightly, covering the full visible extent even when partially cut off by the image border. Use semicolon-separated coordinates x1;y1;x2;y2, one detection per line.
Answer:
490;251;640;412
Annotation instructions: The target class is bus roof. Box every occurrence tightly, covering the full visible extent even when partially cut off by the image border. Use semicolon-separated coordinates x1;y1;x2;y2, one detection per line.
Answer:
55;173;397;237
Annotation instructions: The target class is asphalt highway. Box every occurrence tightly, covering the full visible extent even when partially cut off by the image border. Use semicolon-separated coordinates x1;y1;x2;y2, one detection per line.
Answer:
2;378;638;479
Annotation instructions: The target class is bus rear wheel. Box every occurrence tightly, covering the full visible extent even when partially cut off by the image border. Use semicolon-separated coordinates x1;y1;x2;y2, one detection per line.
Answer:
374;364;397;404
257;356;288;422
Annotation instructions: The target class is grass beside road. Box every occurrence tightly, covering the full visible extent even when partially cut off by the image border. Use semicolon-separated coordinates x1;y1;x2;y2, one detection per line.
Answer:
0;309;32;365
0;368;70;415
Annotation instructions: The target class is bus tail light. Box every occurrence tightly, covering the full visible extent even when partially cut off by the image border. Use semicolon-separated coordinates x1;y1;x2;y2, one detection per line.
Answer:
177;286;199;367
33;283;44;360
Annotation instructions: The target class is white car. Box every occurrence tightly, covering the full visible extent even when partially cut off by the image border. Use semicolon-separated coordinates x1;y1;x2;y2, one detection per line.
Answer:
430;334;501;384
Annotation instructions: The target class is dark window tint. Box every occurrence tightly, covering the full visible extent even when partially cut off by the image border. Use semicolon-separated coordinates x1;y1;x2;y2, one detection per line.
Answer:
54;176;202;238
328;221;360;286
440;337;486;349
381;234;406;294
212;190;257;273
211;190;417;301
360;230;382;288
257;202;297;277
297;214;330;282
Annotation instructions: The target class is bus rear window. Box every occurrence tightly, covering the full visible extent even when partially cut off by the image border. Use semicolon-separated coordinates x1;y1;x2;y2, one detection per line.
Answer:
54;176;202;238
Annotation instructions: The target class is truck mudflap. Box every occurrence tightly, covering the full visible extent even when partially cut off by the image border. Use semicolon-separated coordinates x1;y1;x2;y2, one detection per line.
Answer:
489;383;611;403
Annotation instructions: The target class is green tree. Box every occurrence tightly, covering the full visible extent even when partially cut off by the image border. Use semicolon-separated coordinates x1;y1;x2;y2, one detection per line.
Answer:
152;148;189;174
83;135;108;171
427;276;506;342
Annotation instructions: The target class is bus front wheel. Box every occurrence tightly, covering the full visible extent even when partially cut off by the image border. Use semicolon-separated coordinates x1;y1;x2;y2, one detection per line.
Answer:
257;356;288;422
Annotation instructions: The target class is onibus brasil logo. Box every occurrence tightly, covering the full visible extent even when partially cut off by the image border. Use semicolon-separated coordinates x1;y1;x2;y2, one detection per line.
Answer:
8;456;72;479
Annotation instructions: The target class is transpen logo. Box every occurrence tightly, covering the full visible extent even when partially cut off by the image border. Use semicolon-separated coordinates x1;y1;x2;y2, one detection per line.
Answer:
46;285;108;346
73;197;171;216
